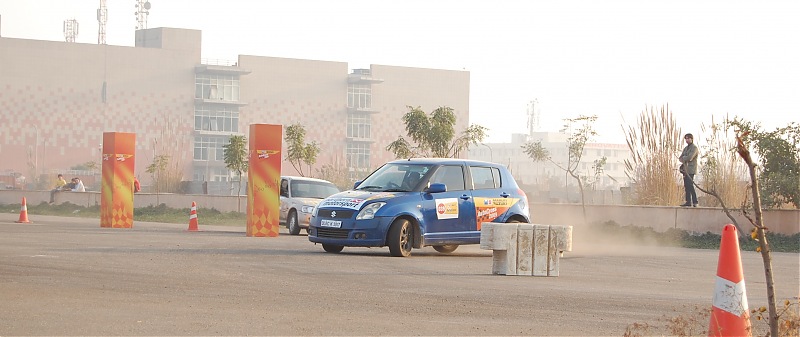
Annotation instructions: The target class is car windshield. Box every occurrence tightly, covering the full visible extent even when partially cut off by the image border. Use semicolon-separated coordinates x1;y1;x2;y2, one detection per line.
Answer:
356;163;432;192
290;180;340;199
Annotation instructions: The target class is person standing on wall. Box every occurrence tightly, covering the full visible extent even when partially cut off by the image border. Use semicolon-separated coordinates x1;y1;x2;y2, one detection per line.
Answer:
679;133;699;207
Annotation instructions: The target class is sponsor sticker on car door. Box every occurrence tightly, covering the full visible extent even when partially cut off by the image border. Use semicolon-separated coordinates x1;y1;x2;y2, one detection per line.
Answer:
435;198;459;219
473;197;520;229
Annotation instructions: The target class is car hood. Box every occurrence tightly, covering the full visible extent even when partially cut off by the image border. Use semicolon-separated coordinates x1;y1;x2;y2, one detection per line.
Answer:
318;190;403;210
290;197;325;206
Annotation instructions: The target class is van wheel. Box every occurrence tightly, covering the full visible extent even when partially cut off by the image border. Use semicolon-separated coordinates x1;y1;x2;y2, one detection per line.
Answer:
322;244;344;253
287;211;301;235
433;245;458;254
388;219;413;257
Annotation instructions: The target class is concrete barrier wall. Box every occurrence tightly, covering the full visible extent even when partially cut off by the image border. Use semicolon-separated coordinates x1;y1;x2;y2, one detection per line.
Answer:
0;190;247;213
530;203;799;235
1;190;797;234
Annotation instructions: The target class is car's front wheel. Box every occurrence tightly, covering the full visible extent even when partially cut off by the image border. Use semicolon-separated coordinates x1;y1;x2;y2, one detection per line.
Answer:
322;243;344;253
433;244;458;254
388;219;413;257
287;211;301;235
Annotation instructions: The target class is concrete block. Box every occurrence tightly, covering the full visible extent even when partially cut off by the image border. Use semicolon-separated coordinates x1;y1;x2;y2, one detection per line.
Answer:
480;222;573;277
548;226;560;277
532;224;550;276
516;224;533;276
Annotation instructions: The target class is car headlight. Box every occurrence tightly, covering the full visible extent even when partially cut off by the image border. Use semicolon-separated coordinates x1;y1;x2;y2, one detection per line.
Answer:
356;202;386;220
301;205;315;214
311;205;319;217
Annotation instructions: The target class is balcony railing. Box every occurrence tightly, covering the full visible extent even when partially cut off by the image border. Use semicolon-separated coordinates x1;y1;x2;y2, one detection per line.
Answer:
201;58;238;67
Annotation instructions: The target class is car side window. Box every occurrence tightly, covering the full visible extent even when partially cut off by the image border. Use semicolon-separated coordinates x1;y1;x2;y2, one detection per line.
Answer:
430;165;465;191
470;166;498;189
492;167;502;188
280;179;289;197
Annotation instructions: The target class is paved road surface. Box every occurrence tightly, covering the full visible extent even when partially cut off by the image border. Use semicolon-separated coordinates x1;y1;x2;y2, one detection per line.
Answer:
1;213;797;336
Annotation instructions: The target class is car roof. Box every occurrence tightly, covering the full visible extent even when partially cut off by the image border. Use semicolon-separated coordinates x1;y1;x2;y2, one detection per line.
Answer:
387;158;504;167
280;176;336;184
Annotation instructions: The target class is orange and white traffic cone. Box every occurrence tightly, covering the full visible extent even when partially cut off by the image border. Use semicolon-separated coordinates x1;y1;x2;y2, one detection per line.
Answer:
187;201;199;231
708;224;751;337
15;197;31;223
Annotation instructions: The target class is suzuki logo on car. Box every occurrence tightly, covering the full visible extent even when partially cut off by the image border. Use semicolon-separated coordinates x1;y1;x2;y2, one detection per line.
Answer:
331;211;337;218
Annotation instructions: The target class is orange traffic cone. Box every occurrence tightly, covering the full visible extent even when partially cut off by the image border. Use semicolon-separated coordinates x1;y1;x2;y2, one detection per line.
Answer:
15;197;31;223
708;224;751;337
187;201;199;231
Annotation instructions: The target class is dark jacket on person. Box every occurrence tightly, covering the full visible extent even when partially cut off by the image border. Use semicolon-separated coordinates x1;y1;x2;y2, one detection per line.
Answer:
679;143;699;175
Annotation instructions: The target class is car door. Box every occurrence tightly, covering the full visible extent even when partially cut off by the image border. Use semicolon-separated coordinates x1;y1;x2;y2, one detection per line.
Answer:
469;165;516;231
279;178;290;224
420;164;476;242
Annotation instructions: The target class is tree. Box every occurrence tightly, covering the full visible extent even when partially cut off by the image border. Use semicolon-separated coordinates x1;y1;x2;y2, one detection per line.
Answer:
386;106;488;158
146;155;170;205
284;124;320;177
728;119;799;209
522;115;604;224
733;130;780;337
687;123;790;337
223;135;248;212
84;161;99;175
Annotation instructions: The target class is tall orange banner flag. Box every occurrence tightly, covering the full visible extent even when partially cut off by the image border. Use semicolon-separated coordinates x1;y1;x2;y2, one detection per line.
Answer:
247;124;282;237
100;132;136;228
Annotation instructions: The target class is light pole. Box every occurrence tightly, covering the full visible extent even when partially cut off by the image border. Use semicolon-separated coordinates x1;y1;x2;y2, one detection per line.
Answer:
481;143;493;162
32;125;39;177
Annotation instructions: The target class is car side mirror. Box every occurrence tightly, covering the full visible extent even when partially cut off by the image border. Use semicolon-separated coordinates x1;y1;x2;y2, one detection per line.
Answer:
426;183;447;194
353;180;362;189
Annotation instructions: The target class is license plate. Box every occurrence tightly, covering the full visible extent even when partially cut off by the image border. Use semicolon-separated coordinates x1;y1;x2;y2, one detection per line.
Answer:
320;219;342;228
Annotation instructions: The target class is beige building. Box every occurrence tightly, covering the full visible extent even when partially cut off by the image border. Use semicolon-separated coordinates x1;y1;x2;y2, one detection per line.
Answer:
468;132;632;202
0;27;469;193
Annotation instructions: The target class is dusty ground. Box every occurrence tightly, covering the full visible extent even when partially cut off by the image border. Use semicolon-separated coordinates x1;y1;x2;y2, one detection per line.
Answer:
1;213;797;336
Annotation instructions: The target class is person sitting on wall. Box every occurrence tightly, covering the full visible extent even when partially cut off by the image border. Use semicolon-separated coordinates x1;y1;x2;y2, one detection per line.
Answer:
49;174;67;203
62;178;77;191
71;178;86;192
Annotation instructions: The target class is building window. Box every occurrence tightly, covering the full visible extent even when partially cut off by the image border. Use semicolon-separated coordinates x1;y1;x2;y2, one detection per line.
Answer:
194;104;239;133
193;167;232;182
347;83;371;109
347;113;371;139
346;142;371;169
194;136;228;161
195;74;240;102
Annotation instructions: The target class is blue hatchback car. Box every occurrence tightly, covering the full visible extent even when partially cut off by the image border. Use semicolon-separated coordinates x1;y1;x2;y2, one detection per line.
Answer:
308;158;530;257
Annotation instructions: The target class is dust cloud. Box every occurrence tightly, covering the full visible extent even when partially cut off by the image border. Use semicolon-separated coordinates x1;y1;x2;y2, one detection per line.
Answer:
556;212;672;257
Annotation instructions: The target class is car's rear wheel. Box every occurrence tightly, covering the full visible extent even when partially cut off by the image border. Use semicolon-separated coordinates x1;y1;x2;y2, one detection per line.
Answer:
322;244;344;253
287;211;301;235
388;219;413;257
433;244;459;254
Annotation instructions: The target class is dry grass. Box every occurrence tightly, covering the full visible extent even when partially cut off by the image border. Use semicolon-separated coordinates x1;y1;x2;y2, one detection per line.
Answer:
150;116;186;193
623;104;683;206
315;155;363;190
699;116;750;208
625;300;800;337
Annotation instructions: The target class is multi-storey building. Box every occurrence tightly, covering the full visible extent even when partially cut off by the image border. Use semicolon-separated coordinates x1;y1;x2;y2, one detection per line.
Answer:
0;27;469;193
468;132;631;201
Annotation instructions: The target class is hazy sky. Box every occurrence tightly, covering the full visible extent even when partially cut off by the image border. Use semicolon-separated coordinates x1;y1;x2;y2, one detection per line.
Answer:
1;0;797;144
